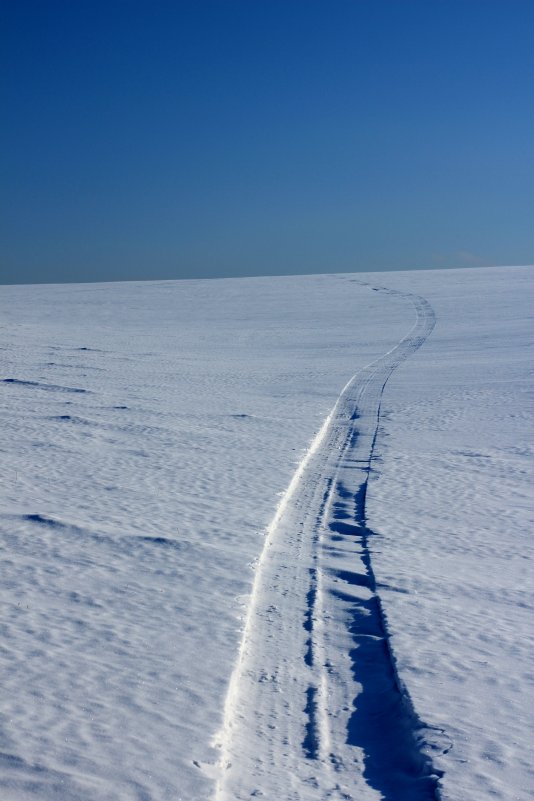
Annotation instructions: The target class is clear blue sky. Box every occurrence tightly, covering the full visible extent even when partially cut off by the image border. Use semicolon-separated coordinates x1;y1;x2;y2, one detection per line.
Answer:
2;0;533;284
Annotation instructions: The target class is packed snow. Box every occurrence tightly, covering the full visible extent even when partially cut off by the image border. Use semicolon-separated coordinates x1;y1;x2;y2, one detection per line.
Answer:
0;267;532;801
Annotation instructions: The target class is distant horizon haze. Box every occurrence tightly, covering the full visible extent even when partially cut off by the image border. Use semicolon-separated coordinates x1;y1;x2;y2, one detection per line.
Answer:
2;262;531;289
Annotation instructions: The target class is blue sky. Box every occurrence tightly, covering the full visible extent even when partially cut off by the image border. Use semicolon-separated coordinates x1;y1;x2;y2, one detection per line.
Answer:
2;0;533;284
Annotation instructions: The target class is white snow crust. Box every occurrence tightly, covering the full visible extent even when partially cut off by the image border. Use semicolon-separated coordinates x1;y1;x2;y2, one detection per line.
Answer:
0;267;532;801
364;267;534;801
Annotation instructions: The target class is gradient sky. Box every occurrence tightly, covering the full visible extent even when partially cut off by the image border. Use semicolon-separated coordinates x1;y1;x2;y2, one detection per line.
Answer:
2;0;533;284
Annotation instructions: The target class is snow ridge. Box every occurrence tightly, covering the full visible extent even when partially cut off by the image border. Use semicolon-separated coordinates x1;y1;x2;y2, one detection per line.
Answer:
214;282;441;801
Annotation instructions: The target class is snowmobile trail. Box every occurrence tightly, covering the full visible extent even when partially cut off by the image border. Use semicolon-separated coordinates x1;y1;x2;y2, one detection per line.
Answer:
213;282;441;801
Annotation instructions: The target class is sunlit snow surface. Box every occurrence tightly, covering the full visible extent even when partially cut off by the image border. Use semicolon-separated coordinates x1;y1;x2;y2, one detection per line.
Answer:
364;267;534;801
0;268;532;800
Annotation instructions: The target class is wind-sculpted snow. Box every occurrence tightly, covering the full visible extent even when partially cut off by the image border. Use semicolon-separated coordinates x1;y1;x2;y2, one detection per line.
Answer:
0;268;532;801
363;267;534;801
0;276;412;801
214;285;442;800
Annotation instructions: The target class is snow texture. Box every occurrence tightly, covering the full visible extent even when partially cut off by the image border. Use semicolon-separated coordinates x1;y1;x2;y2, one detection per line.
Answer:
0;267;532;801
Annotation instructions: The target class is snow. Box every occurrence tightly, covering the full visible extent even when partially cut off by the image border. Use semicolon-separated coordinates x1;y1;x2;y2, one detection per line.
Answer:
213;285;440;801
0;267;532;800
364;267;534;801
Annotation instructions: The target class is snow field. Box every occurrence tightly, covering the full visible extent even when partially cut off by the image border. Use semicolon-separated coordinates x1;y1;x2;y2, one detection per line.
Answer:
364;267;534;801
0;267;531;800
0;276;410;800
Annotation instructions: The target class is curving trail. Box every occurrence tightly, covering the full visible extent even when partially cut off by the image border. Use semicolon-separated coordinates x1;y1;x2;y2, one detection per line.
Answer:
214;282;441;801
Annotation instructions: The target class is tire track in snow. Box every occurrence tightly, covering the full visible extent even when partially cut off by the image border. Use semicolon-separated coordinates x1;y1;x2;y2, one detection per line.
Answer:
213;282;442;801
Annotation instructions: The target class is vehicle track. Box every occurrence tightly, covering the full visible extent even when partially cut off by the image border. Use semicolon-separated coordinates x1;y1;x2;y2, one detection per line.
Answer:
214;282;441;801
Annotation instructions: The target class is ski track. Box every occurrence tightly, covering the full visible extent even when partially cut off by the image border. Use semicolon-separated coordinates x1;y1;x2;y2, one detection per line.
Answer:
213;282;442;801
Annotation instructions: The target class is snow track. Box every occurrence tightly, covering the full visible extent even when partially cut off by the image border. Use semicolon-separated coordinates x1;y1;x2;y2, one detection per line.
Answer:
214;282;441;801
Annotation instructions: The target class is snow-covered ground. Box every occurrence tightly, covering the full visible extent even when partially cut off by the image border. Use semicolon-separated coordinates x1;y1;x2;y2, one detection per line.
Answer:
365;267;534;801
0;267;532;801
